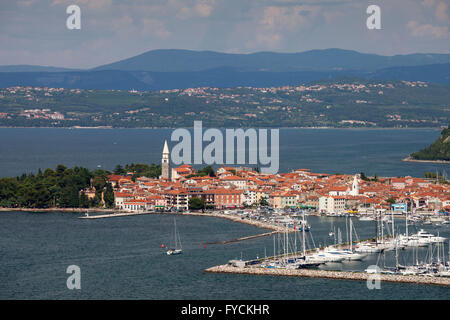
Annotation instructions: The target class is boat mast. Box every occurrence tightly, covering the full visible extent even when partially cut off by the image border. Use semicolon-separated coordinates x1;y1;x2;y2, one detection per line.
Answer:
174;218;177;249
349;218;353;252
302;211;306;257
395;234;399;271
273;235;276;259
294;223;297;255
345;216;349;249
405;203;408;238
392;209;395;243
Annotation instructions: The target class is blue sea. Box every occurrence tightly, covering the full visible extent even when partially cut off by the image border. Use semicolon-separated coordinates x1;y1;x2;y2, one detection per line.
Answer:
0;211;449;300
0;127;448;177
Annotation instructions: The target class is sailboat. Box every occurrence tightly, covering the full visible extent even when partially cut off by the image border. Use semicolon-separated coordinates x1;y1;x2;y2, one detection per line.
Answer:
167;218;183;255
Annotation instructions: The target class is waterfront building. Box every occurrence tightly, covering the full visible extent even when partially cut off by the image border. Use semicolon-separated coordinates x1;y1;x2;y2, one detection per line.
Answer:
212;188;244;209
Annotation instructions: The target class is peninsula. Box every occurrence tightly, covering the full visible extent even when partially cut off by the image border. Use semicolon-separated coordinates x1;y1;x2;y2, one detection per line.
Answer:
407;125;450;162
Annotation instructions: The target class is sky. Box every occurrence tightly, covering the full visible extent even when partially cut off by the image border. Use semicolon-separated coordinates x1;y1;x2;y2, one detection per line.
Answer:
1;0;449;69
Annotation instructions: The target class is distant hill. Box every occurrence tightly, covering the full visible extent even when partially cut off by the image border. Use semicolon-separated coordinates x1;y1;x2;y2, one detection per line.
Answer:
1;49;450;89
410;126;450;161
92;48;450;72
0;69;354;91
0;65;77;73
370;63;450;84
1;62;450;90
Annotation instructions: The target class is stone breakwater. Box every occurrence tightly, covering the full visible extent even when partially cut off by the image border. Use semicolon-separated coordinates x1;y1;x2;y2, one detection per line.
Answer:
182;211;292;232
205;265;450;287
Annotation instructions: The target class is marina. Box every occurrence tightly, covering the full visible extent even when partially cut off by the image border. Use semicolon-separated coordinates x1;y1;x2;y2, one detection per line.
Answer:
203;209;450;286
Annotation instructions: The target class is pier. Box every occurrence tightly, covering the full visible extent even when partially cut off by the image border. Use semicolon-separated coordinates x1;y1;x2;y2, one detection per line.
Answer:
203;231;279;245
205;265;450;287
181;211;293;232
78;211;154;219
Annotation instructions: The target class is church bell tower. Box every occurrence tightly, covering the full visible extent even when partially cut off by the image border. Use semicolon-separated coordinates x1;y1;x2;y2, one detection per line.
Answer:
161;140;170;180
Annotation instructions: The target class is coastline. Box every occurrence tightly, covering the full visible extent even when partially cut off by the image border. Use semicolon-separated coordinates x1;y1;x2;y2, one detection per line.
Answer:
402;156;450;164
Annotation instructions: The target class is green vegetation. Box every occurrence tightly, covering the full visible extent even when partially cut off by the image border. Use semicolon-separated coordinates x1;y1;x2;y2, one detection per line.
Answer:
186;166;215;178
188;197;205;210
0;163;160;209
411;126;450;161
386;197;396;205
0;165;114;209
115;163;161;180
258;197;269;207
360;172;378;182
1;79;449;128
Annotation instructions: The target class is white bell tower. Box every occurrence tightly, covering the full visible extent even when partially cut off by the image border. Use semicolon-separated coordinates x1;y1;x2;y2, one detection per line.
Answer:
161;140;170;180
349;174;359;196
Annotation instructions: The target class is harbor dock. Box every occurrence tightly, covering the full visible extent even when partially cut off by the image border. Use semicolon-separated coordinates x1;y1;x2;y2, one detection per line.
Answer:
205;264;450;287
203;231;279;245
78;211;153;219
181;211;293;232
78;211;292;232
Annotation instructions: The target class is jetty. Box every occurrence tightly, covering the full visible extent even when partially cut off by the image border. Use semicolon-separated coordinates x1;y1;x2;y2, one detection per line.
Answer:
181;211;293;233
78;211;154;219
77;210;292;232
205;264;450;287
203;231;279;245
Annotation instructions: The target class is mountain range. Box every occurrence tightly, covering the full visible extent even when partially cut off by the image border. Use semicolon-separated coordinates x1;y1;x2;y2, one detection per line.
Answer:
1;48;449;90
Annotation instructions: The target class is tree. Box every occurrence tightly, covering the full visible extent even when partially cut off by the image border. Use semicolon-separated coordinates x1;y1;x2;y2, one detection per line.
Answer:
360;172;369;181
386;197;396;205
258;197;269;207
79;192;90;208
189;197;205;210
114;165;126;175
103;183;115;208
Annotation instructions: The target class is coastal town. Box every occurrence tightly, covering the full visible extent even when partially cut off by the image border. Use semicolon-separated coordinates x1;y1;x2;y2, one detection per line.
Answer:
96;141;450;285
109;141;450;218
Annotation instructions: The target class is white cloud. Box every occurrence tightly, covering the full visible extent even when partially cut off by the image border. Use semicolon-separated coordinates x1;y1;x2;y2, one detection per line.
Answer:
17;0;35;7
435;1;449;22
260;5;320;31
407;20;449;38
51;0;113;10
141;18;172;39
175;0;216;20
421;0;435;7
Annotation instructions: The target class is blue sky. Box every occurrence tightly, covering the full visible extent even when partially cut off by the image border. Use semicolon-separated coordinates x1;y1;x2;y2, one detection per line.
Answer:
1;0;449;68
